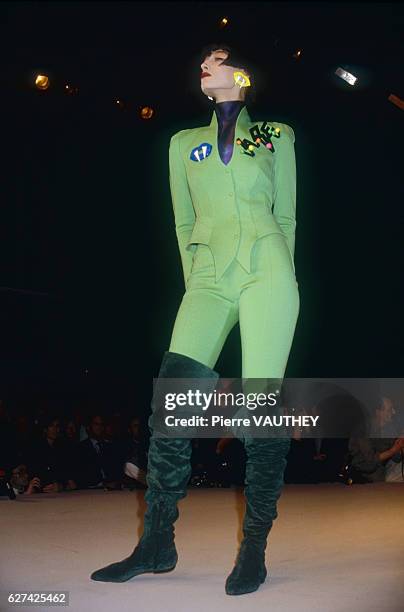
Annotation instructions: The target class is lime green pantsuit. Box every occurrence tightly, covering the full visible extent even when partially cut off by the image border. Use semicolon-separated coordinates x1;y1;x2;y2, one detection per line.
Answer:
147;105;300;534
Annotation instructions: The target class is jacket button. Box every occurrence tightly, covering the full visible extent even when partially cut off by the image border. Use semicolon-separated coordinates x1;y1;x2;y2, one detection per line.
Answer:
228;192;233;197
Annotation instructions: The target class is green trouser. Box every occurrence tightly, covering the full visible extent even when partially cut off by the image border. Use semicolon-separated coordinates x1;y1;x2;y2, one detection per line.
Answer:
146;231;299;514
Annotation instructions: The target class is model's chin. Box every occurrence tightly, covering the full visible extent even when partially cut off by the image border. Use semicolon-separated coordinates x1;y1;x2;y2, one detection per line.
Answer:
201;87;213;98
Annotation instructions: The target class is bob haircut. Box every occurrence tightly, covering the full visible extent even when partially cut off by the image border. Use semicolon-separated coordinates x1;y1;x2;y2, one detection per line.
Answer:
199;42;259;105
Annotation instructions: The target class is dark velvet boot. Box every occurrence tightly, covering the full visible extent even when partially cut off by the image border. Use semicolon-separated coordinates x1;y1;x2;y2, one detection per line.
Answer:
225;436;291;595
90;350;219;582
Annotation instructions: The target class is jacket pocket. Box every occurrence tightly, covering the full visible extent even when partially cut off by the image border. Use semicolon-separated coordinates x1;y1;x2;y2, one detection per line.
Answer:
190;244;215;277
186;219;213;247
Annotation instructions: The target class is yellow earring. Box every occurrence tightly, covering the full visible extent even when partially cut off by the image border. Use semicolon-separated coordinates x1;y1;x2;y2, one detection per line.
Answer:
233;71;251;88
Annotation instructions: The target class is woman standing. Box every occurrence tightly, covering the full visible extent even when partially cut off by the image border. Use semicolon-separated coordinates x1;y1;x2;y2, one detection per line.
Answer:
91;42;300;596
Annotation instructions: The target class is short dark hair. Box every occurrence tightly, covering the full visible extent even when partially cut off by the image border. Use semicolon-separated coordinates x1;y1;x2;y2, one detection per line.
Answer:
199;42;258;105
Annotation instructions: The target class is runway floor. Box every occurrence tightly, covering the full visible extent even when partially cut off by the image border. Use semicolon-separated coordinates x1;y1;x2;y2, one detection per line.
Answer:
1;483;403;612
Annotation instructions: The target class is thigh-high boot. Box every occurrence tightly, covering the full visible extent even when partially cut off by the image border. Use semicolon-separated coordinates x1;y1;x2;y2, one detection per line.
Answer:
225;436;291;595
90;350;219;582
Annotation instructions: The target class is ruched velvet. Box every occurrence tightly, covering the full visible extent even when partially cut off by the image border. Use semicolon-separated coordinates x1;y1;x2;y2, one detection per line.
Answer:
225;436;291;595
90;350;219;583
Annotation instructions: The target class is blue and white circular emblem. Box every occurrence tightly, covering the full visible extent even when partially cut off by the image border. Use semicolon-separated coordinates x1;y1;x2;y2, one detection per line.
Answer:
190;142;213;162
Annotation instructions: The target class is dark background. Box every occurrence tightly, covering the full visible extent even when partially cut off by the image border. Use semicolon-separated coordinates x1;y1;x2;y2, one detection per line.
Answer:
1;1;403;411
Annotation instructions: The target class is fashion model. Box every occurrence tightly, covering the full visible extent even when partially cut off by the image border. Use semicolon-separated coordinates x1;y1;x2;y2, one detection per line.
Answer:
91;42;300;596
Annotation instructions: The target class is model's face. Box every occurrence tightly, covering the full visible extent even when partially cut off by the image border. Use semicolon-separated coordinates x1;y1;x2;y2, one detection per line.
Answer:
200;49;249;103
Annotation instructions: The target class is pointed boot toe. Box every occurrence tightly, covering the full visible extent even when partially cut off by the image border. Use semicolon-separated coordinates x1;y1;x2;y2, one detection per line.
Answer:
225;539;267;595
225;565;267;595
90;538;177;583
90;500;178;583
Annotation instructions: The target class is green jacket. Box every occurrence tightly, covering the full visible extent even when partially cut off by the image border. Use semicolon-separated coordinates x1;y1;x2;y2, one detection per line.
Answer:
168;105;296;288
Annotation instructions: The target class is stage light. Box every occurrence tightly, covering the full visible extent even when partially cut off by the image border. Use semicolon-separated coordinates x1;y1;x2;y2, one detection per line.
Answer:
293;49;302;59
219;16;229;28
335;67;357;86
140;106;154;119
35;74;49;90
388;94;404;111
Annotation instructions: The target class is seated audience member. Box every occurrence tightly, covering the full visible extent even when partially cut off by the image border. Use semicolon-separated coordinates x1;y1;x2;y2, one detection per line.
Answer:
70;404;90;441
123;416;148;488
26;415;76;493
348;437;404;482
77;413;124;490
105;411;126;443
61;417;82;490
348;397;404;482
9;464;41;495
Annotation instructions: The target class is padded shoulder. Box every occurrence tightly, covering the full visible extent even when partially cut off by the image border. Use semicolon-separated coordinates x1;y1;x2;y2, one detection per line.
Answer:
170;128;195;143
269;121;295;144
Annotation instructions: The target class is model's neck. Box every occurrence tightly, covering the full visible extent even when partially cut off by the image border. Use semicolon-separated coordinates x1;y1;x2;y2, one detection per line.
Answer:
214;100;245;125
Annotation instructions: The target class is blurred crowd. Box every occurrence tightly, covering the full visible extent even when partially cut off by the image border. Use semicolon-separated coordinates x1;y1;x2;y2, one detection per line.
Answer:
0;393;403;498
0;399;149;495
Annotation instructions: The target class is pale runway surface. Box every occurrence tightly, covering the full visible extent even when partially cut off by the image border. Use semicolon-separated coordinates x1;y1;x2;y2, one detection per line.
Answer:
1;484;403;611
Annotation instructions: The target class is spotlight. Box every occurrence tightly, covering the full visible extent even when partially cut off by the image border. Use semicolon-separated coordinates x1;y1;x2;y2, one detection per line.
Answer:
388;94;404;111
140;106;154;119
335;67;357;86
35;74;49;90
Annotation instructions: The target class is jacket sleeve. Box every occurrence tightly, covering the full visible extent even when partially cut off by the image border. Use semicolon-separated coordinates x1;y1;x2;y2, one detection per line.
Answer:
169;132;196;289
273;123;297;266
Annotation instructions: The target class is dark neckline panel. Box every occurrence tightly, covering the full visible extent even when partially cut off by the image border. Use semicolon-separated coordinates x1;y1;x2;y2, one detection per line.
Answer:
214;101;246;127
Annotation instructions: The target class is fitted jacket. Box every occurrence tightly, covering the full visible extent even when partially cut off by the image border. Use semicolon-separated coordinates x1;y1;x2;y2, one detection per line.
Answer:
168;105;296;287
